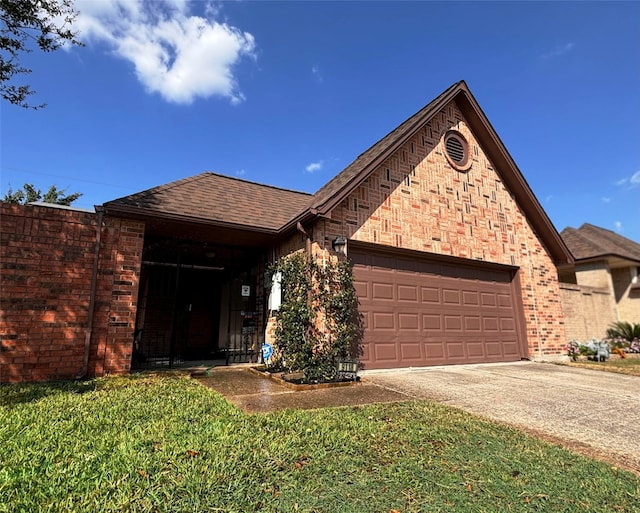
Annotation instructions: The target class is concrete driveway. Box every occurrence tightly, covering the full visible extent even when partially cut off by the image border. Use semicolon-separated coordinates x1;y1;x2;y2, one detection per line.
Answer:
364;361;640;473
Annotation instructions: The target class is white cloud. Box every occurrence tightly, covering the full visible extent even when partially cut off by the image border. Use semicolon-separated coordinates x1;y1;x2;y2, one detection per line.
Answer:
545;194;553;203
75;0;256;105
614;221;623;232
601;197;611;203
541;42;575;59
236;169;246;176
614;170;640;188
305;161;323;173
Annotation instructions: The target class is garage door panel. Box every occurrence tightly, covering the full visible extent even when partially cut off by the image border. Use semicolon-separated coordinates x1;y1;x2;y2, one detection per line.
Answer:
482;317;499;335
500;317;515;332
464;316;481;332
467;341;485;357
398;313;419;330
485;341;504;357
373;312;395;330
501;341;520;356
444;315;463;331
497;293;512;308
424;342;445;359
446;342;465;358
423;314;442;330
372;282;394;300
421;287;440;303
374;343;399;362
353;280;370;301
480;293;497;307
462;290;479;306
397;284;418;302
443;289;461;305
361;342;371;362
353;247;523;369
400;343;423;361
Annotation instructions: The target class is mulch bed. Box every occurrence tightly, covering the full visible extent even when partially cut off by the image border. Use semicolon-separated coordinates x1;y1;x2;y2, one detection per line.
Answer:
248;366;361;391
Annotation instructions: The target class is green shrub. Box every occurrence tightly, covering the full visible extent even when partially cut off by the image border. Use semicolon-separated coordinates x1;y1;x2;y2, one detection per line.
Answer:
268;252;362;382
606;321;640;342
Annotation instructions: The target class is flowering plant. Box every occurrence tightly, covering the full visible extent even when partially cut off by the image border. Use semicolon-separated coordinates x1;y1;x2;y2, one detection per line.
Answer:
605;336;640;354
607;336;630;350
565;340;580;361
565;339;606;361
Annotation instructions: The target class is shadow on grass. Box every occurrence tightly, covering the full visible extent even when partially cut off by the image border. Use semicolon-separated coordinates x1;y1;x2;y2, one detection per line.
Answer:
0;379;100;407
0;372;190;408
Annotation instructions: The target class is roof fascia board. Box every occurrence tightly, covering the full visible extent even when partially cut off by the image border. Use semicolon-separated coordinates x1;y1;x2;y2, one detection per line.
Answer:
574;254;640;266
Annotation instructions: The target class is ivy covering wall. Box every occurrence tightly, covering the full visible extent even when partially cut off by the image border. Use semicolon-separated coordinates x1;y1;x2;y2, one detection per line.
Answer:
268;252;363;383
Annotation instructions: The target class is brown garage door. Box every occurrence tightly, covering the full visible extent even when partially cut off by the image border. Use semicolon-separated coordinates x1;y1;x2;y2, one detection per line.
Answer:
351;244;526;369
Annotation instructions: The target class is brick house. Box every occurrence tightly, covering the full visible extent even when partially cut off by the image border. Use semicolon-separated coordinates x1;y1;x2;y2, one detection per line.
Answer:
1;81;574;382
558;223;640;340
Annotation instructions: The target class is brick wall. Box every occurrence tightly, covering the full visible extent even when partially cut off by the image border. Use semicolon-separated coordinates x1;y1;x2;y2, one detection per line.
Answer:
309;99;566;357
88;214;144;377
0;203;144;383
559;283;617;340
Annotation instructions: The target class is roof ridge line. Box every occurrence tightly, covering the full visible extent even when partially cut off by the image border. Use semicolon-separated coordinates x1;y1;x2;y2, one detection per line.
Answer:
575;230;609;254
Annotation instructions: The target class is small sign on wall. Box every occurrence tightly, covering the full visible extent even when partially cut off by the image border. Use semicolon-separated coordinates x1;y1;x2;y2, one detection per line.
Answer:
241;285;251;297
262;343;273;362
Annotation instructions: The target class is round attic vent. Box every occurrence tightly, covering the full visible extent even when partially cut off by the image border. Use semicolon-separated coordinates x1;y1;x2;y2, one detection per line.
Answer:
443;130;471;171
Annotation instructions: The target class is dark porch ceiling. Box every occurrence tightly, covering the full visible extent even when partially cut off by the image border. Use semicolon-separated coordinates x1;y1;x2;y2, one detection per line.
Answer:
141;215;280;249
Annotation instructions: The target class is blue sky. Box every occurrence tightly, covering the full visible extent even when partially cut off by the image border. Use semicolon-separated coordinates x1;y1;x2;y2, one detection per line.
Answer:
1;1;639;242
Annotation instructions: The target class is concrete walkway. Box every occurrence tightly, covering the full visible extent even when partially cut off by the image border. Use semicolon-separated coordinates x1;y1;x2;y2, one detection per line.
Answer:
195;367;408;413
364;361;640;473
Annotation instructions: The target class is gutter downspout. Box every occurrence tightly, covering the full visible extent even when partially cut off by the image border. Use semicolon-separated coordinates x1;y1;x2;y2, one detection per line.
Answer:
77;206;104;379
297;221;312;258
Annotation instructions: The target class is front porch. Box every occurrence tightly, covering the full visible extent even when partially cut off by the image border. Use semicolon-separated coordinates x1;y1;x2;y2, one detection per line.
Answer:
131;234;268;370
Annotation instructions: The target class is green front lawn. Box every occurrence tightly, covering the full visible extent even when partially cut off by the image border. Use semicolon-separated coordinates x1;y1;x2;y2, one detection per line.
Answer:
1;374;638;513
561;356;640;376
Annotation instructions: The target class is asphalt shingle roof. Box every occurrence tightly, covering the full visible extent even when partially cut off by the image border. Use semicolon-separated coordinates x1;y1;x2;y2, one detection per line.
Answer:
104;172;312;232
560;223;640;262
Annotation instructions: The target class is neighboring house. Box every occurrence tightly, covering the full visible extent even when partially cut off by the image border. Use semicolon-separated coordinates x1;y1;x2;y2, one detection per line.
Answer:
558;224;640;340
1;81;574;383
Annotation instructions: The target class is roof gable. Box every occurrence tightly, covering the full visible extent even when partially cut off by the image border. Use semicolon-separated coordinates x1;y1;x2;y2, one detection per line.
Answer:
295;81;573;265
560;223;640;263
104;172;311;232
